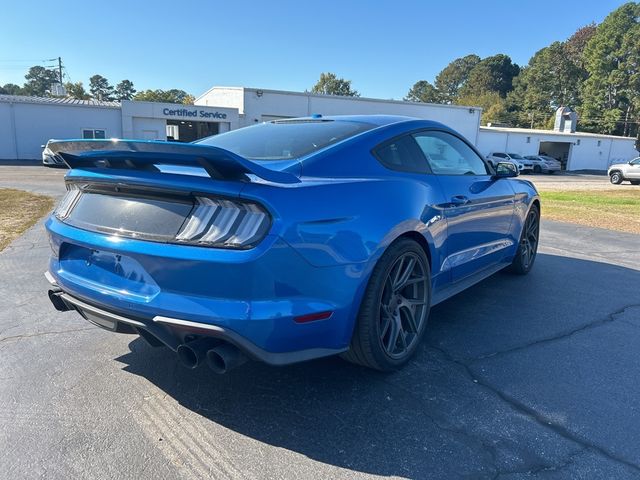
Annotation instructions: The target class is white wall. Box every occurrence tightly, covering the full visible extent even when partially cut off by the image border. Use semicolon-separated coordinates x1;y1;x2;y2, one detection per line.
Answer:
0;102;17;159
196;87;245;112
131;118;167;140
476;129;508;155
0;101;121;160
608;138;639;166
196;87;483;143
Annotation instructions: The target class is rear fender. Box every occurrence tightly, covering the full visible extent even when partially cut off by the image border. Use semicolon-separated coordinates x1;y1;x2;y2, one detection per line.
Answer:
239;178;447;272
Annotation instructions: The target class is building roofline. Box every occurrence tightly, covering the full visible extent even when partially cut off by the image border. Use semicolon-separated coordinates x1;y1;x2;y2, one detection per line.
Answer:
196;86;482;113
0;94;121;109
480;125;636;141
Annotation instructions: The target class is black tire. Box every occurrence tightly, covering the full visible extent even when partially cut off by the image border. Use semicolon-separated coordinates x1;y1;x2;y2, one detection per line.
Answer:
533;165;542;174
610;171;624;184
507;204;540;275
342;238;431;371
630;180;640;185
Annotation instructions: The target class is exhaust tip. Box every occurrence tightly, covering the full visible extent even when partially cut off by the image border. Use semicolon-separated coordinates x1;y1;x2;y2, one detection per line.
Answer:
177;344;199;369
207;349;228;374
48;290;71;312
206;343;247;374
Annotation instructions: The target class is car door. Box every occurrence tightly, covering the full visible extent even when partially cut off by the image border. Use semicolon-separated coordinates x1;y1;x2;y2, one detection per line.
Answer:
628;158;640;179
413;130;516;282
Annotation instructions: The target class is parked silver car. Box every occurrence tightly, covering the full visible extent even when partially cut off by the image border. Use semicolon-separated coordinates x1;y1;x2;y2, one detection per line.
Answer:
608;157;640;185
524;155;562;174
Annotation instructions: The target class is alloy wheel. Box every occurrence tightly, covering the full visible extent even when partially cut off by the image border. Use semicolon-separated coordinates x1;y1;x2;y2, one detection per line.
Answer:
520;209;539;270
378;252;429;359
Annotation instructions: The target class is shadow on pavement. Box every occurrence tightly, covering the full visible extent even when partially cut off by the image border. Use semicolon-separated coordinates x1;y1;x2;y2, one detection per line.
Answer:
114;253;640;478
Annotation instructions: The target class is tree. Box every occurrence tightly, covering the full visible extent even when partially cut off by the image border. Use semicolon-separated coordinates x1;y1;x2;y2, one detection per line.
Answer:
405;80;442;103
65;82;91;100
565;23;597;70
311;72;359;96
457;90;516;126
580;2;640;135
89;74;114;101
133;88;193;103
509;42;584;128
181;93;195;105
0;83;23;95
459;54;520;98
23;66;59;96
434;54;481;102
114;80;136;100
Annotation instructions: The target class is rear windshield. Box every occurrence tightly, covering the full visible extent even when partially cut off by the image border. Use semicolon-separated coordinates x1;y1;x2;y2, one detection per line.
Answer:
508;153;524;159
196;120;374;160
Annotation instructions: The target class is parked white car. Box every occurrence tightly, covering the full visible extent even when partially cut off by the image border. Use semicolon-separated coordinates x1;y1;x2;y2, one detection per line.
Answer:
524;155;562;174
42;140;67;167
486;152;531;173
608;157;640;185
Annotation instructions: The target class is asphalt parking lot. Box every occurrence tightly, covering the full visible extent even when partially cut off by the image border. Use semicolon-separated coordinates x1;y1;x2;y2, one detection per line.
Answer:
1;167;640;479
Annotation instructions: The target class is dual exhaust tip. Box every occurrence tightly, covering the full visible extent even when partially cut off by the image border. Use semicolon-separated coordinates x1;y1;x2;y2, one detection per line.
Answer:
177;337;247;374
48;290;246;374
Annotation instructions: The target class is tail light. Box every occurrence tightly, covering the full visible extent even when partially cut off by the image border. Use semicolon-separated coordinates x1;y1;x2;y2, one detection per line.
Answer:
53;183;82;220
176;196;270;248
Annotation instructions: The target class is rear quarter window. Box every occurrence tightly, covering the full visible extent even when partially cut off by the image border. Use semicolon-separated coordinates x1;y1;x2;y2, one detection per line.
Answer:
197;120;374;160
373;135;430;173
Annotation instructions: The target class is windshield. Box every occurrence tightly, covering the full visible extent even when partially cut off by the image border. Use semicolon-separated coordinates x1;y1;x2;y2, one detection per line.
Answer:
196;120;374;160
508;153;524;159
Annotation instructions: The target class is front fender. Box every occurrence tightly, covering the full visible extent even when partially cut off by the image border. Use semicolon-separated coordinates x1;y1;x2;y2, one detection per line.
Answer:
508;178;540;238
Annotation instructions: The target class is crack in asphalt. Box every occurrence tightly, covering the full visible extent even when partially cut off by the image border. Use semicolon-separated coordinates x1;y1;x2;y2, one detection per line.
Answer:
0;326;96;344
471;303;640;361
381;376;500;477
492;447;586;479
429;344;640;475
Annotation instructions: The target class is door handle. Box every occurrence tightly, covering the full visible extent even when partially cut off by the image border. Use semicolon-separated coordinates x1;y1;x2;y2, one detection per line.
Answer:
450;195;470;205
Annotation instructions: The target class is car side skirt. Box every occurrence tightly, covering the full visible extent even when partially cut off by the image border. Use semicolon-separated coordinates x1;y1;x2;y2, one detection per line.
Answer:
432;261;511;306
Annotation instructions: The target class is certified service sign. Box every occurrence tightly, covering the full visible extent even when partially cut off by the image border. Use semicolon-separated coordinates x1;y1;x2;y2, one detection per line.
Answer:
162;108;228;120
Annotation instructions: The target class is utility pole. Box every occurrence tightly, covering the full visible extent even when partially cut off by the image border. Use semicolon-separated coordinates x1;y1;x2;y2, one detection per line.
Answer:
57;57;63;84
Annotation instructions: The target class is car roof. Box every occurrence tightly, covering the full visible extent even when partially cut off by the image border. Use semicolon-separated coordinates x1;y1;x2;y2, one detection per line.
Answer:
273;114;423;127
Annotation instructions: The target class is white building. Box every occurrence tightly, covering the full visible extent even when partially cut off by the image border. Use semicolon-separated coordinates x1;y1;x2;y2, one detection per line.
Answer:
477;126;638;171
1;90;637;171
0;95;122;160
195;86;482;144
0;95;238;160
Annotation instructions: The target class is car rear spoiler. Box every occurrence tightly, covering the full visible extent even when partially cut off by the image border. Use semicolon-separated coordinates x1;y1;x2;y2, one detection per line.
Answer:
47;139;300;184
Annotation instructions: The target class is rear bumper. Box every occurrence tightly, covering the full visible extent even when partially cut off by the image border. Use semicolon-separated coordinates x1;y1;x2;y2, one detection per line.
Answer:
45;216;367;363
47;284;346;365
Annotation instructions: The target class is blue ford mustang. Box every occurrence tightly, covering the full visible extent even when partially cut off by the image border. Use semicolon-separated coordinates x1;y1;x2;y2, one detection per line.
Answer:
45;115;540;373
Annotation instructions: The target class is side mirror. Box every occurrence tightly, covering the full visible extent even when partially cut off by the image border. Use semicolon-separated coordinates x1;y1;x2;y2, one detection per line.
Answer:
493;161;519;178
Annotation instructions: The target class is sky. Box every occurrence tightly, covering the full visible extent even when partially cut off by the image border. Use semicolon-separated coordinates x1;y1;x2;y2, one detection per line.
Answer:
0;0;629;100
